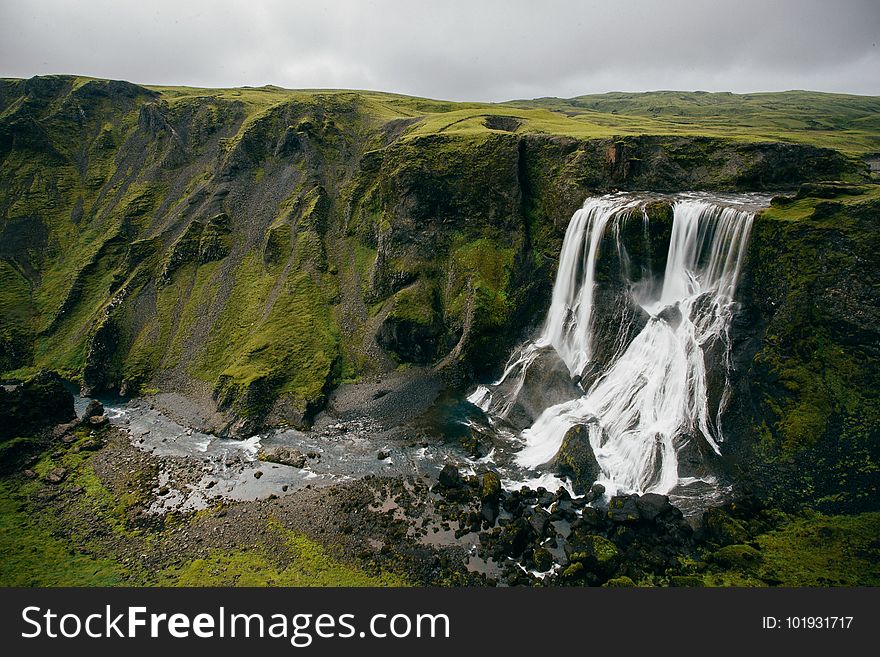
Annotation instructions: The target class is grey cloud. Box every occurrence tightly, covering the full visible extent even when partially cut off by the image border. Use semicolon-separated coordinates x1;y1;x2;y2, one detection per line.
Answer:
1;0;877;99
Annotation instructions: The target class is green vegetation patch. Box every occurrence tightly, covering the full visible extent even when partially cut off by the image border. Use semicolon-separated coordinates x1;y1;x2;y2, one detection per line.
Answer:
160;520;406;587
702;512;880;587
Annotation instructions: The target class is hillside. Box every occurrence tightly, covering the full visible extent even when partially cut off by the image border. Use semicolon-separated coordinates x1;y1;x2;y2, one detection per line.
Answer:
0;76;876;439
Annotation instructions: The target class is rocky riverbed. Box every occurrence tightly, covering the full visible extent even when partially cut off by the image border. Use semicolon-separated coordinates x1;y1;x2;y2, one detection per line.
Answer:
5;376;850;587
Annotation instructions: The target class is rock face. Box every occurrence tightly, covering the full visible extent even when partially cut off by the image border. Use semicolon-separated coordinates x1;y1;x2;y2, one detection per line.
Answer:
554;423;602;494
0;371;74;440
725;184;880;513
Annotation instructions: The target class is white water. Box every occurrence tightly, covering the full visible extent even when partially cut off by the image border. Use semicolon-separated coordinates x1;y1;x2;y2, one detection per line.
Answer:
469;193;759;497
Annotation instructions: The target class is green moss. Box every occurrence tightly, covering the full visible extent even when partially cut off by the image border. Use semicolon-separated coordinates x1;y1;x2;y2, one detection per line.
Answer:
0;260;35;371
388;280;439;326
711;544;763;569
745;188;880;511
0;480;127;586
195;254;339;419
159;520;406;587
700;512;880;587
603;575;637;587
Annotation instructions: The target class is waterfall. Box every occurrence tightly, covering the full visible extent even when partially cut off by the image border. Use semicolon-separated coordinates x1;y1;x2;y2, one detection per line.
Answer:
468;193;759;498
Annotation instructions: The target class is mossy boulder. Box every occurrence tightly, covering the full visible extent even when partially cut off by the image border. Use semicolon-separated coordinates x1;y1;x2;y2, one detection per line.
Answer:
703;506;751;546
554;423;601;494
711;544;763;569
568;534;620;580
603;575;637;587
608;494;642;523
481;471;502;503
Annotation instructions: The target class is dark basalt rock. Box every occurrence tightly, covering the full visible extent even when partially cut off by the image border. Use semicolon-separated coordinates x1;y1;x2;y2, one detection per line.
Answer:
607;494;641;523
489;346;583;431
438;464;463;489
83;399;104;419
528;509;551;537
635;493;673;522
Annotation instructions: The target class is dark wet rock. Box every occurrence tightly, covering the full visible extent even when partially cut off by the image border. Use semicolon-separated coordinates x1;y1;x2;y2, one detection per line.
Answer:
532;547;553;571
656;302;682;328
608;494;641;523
83;399;104;419
489;347;583;430
480;500;499;524
44;467;67;484
529;509;550;537
636;493;673;522
553;423;601;495
438;464;463;489
482;517;532;559
0;371;75;440
259;446;307;469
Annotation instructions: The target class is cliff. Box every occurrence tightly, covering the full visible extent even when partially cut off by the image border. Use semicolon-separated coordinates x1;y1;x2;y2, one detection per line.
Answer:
0;76;875;445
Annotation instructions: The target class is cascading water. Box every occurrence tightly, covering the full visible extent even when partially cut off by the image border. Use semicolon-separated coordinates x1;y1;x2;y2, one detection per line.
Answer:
468;193;763;504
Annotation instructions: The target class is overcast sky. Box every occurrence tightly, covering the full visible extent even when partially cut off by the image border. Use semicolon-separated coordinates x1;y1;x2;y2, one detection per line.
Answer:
1;0;878;101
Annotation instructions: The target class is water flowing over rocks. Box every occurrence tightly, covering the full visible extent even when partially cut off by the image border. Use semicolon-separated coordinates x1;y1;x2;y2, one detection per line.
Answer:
469;192;768;510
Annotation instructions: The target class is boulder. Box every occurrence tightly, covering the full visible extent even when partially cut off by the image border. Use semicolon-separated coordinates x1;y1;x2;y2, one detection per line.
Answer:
481;471;502;503
568;534;620;579
635;493;673;522
438;464;463;489
553;422;601;495
259;446;307;469
528;509;550;537
711;544;763;569
83;399;104;419
532;547;553;571
497;518;532;558
88;415;109;428
490;346;583;430
607;494;641;523
603;575;637;587
44;467;67;484
480;500;499;524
